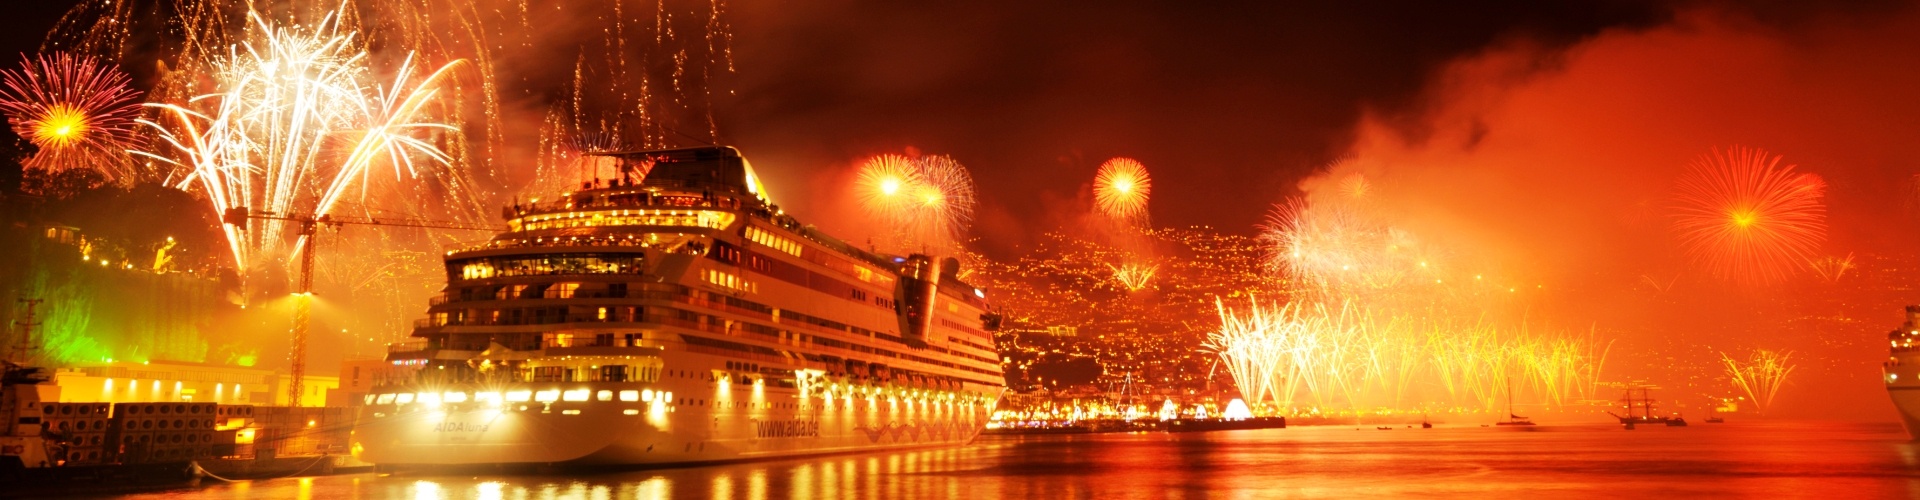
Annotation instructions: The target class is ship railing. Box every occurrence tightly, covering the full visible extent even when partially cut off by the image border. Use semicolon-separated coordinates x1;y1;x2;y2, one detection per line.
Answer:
541;337;650;349
674;294;774;320
429;289;680;308
504;189;745;218
388;341;432;354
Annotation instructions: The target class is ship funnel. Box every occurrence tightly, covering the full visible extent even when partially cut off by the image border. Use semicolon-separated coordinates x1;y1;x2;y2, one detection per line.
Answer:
940;256;961;281
895;254;941;346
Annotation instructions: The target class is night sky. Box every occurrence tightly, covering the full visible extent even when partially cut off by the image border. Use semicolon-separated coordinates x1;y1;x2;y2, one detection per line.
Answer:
705;1;1899;253
4;1;1835;250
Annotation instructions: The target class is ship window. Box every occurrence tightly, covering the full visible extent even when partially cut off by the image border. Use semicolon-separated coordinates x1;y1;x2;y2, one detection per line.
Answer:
506;391;532;402
375;394;395;405
443;392;468;403
535;390;561;403
547;282;581;299
620;390;640;402
449;253;645;280
597;390;613;401
395;393;415;404
563;389;590;402
600;365;630;382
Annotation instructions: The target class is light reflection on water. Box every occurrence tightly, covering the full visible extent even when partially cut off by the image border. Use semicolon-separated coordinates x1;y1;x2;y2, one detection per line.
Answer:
115;422;1920;499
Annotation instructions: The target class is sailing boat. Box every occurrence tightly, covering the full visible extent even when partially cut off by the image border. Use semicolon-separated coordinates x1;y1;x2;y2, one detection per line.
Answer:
1495;379;1536;426
1608;387;1687;427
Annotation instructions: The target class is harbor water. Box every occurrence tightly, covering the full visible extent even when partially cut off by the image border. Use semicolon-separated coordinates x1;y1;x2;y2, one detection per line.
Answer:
84;421;1920;499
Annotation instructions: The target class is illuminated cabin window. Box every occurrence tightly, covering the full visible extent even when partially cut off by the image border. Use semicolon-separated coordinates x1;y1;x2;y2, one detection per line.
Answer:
545;282;581;299
744;226;803;256
512;209;737;232
705;269;757;293
452;253;644;280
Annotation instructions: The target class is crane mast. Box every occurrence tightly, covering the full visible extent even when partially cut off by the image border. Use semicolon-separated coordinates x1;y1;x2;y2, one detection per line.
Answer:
223;207;498;406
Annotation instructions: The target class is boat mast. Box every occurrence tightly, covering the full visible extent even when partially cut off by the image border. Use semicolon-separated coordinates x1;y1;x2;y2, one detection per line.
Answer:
1506;379;1514;417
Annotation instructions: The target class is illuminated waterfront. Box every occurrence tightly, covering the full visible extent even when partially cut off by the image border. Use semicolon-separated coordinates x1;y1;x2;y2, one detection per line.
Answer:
101;422;1920;498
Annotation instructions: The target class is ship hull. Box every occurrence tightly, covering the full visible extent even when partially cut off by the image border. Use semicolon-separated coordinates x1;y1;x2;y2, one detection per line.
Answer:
1884;351;1920;439
354;354;990;467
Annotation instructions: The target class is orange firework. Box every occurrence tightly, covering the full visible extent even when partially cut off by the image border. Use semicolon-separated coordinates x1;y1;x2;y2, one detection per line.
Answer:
853;152;976;250
1093;157;1152;225
1672;146;1826;284
856;153;919;222
0;52;143;179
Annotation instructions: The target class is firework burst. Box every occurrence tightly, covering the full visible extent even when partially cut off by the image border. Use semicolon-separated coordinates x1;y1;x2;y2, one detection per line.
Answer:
854;152;976;252
1108;263;1158;291
1093;157;1152;225
135;11;478;282
1721;349;1795;415
1672;146;1827;284
1258;197;1441;293
911;154;977;236
0;52;144;179
856;153;918;216
1808;253;1855;283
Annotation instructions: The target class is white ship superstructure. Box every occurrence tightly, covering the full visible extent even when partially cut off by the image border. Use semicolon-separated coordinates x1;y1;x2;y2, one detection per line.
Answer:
351;147;1005;467
1886;306;1920;438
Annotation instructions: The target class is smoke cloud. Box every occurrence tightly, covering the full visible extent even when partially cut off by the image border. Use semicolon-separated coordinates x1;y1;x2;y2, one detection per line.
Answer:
1299;5;1920;418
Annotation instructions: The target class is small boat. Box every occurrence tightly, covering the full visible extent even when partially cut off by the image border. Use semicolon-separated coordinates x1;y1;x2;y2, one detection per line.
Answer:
1494;382;1536;426
1495;414;1536;426
1375;426;1393;430
1705;415;1725;424
1421;414;1433;429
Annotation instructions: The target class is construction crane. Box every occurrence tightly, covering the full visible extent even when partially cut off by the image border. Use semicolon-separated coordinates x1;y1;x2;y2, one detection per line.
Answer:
221;207;500;406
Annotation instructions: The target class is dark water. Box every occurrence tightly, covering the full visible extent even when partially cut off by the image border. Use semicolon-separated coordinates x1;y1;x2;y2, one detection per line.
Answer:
98;422;1920;499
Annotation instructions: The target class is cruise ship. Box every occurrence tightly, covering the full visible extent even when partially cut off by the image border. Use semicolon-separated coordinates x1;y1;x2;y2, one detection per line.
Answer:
1885;306;1920;438
350;146;1006;468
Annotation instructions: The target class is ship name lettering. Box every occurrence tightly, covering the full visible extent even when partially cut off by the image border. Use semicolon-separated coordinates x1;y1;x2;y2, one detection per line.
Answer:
753;419;819;438
432;421;492;433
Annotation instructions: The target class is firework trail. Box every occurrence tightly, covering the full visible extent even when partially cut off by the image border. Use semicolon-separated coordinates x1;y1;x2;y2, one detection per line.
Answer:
1204;297;1608;415
1808;253;1855;283
1093;157;1152;226
1721;350;1795;415
134;11;476;284
1672;146;1827;284
1107;263;1158;291
0;52;143;180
